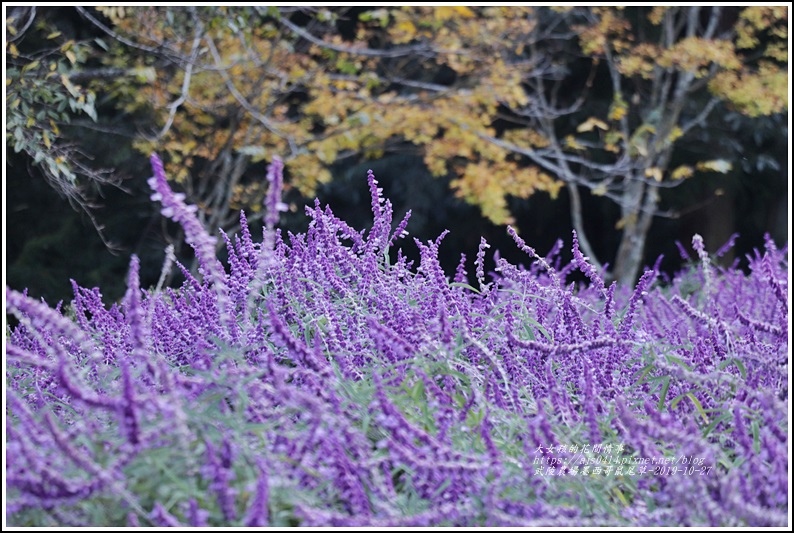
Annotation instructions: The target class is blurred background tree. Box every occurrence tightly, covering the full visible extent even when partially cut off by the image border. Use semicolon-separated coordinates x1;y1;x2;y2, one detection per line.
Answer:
5;6;788;303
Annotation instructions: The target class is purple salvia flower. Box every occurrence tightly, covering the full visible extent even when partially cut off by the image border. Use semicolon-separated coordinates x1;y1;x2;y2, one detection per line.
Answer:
122;256;145;353
367;168;384;216
326;434;372;516
462;330;517;412
267;301;330;376
454;253;468;284
618;269;656;338
264;155;287;231
237;210;258;268
761;253;787;306
507;226;560;289
122;255;162;382
762;232;778;254
479;411;501;463
692;234;712;298
188;498;210;527
582;361;601;445
148;154;219;278
561;292;588;341
150;502;184;527
651;253;664;277
202;438;238;523
731;406;754;454
670;294;730;342
715;232;739;258
6;289;120;409
674;240;691;261
475;237;491;294
571;230;604;293
389;208;412;247
603;281;617;323
364;170;392;254
148;154;233;334
119;359;140;446
174;258;203;292
68;279;99;332
438;301;454;344
244;460;270;527
414;230;452;297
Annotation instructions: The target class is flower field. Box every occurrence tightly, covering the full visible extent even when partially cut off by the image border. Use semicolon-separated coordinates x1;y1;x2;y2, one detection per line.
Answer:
5;155;789;526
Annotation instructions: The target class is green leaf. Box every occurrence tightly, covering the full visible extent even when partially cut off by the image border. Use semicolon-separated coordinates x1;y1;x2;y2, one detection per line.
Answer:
670;392;709;423
717;357;747;379
449;281;481;294
664;354;693;372
702;411;732;437
657;376;670;411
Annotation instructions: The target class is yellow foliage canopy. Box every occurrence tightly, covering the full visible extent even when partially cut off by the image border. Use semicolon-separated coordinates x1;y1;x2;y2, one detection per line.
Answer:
93;6;787;229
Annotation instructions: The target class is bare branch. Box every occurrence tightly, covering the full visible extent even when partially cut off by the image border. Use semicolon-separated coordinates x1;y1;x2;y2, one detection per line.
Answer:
155;8;205;139
278;14;439;58
76;6;162;55
203;34;299;157
703;7;722;40
680;97;720;135
6;6;36;43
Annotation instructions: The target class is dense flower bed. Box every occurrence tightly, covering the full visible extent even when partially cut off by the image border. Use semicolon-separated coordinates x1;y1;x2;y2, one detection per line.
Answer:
5;155;789;526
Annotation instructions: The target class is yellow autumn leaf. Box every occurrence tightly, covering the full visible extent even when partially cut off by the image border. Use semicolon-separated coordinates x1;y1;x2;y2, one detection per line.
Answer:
648;7;669;25
671;165;694;180
435;6;475;21
565;135;585;151
592;183;608;196
667;126;684;143
577;116;609;133
645;167;663;182
608;98;628;121
43;130;52;149
615;213;637;230
697;159;733;173
60;74;81;97
395;20;417;37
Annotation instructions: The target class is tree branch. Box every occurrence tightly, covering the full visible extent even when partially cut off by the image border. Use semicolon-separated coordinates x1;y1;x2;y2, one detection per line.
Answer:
278;14;439;58
155;8;205;139
203;35;299;157
6;6;36;43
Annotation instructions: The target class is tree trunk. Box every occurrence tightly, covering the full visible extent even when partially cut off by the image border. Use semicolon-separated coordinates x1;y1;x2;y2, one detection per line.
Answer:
612;179;660;285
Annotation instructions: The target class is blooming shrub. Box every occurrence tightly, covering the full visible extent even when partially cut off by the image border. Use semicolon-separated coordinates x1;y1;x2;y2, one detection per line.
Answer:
5;154;789;526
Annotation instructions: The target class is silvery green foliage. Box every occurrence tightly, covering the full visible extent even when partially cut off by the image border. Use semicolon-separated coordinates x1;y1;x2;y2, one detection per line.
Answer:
6;155;788;526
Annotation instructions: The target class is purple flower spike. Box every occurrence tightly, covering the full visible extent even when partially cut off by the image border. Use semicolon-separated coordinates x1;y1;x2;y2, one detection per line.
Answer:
572;230;604;293
367;169;384;216
148;153;232;333
150;502;184;527
244;461;270;527
476;237;491;294
264;156;287;231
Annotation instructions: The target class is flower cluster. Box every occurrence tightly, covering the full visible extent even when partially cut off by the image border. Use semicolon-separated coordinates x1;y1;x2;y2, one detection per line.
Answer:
5;155;788;526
